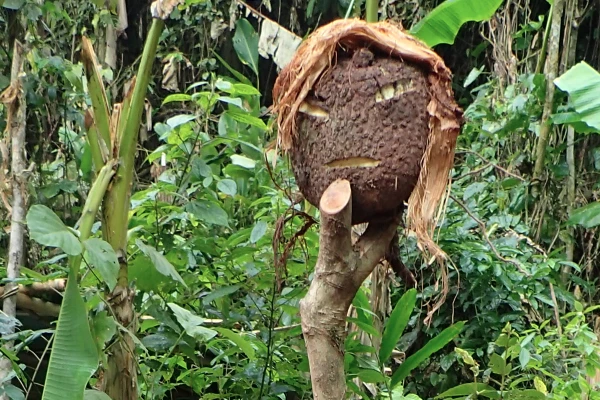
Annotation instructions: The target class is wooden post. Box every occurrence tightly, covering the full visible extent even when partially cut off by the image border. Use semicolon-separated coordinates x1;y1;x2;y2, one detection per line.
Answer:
299;179;399;399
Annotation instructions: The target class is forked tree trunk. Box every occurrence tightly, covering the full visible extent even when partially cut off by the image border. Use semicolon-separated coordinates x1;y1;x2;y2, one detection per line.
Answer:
299;179;399;399
0;41;27;400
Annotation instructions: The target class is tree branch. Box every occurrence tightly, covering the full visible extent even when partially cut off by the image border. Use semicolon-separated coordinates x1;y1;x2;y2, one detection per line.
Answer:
450;194;530;277
299;179;398;399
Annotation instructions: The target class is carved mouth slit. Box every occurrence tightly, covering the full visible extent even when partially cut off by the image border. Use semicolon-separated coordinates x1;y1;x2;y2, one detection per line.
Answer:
325;157;381;168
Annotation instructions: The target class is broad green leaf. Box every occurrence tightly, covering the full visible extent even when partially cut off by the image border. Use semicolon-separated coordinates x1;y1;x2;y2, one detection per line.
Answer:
347;381;370;399
356;368;386;384
215;79;233;91
225;109;267;129
232;83;260;96
213;327;256;360
380;289;417;363
83;238;119;291
551;111;598;133
230;154;256;169
533;377;547;394
135;239;187;287
27;205;82;256
42;270;98;400
436;383;499;399
202;285;241;305
90;311;116;351
217;81;261;97
347;317;381;337
489;353;510;376
128;255;168;292
217;179;237;197
519;347;531;368
1;0;25;10
554;62;600;131
166;114;196;129
463;182;486;201
212;51;252;85
191;157;212;178
162;93;192;105
186;199;230;227
455;347;476;366
168;303;217;341
218;96;243;108
141;333;175;351
568;201;600;228
390;321;465;388
352;288;375;327
502;390;546;400
411;0;504;47
83;390;113;400
0;384;24;400
250;220;268;243
464;66;484;87
233;18;259;75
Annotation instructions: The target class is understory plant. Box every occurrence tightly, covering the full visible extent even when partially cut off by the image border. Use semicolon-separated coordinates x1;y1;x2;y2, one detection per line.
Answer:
438;302;600;399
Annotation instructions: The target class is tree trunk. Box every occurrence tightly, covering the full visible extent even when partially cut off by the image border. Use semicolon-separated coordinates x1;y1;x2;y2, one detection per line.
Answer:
299;179;399;399
100;14;166;400
532;0;565;182
0;40;27;400
561;0;578;274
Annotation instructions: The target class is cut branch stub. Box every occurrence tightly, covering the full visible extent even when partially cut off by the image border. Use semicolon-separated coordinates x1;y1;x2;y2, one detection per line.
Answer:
319;178;351;215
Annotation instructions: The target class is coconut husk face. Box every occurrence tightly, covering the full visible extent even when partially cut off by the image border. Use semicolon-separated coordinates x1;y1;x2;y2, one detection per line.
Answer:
273;19;463;263
292;48;430;224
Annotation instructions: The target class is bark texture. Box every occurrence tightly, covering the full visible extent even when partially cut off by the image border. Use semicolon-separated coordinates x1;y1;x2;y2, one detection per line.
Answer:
532;0;565;181
103;282;137;400
0;40;27;400
299;179;399;399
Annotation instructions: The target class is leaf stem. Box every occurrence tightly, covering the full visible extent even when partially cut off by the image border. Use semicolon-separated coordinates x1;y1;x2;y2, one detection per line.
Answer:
366;0;378;22
70;160;117;275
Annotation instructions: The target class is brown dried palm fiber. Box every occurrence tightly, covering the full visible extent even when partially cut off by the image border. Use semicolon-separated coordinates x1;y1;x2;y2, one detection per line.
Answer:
273;19;463;318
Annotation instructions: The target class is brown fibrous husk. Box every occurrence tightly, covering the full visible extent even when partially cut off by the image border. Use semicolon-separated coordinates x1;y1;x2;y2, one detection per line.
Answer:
272;19;463;317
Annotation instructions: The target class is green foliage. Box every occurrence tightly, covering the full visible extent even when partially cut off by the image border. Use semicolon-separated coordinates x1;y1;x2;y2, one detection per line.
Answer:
440;309;600;399
83;390;112;400
390;322;465;388
0;0;24;10
380;289;418;363
135;239;187;287
232;19;259;76
26;205;82;256
411;0;504;47
4;2;600;400
568;201;600;228
345;286;463;397
41;276;98;400
82;238;119;291
554;61;600;132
